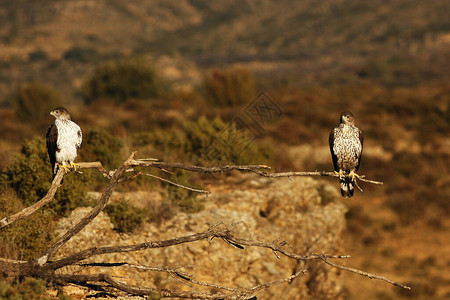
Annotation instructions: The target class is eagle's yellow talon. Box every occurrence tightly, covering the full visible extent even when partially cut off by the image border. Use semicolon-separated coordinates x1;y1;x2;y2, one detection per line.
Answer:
57;163;71;173
335;170;345;179
70;162;80;171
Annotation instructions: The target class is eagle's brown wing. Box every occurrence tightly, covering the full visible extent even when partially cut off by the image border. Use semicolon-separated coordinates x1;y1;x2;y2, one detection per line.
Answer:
355;129;364;172
329;128;339;172
46;124;58;176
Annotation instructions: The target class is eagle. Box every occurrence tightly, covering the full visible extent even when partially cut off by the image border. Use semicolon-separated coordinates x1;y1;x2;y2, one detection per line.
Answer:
46;107;82;178
329;111;363;198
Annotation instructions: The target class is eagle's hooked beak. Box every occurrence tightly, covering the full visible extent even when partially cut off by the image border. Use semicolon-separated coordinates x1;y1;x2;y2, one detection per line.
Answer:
50;111;55;116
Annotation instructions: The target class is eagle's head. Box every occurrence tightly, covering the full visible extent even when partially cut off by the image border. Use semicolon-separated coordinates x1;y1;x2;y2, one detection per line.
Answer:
50;107;71;121
340;111;355;124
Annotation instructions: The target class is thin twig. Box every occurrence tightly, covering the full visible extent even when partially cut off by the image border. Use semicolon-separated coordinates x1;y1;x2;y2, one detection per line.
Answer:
78;262;195;280
354;178;364;192
250;269;306;292
317;255;411;290
356;175;383;185
250;170;383;185
0;258;27;264
142;173;210;194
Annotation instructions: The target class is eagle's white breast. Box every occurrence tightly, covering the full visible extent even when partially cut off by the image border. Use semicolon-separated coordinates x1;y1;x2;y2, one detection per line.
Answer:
333;124;362;171
55;119;82;164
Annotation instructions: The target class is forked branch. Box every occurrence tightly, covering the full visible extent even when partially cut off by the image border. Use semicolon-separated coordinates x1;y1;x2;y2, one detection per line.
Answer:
1;152;401;300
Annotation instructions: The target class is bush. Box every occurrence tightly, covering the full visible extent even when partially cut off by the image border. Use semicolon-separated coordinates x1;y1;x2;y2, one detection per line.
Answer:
0;277;71;300
133;116;272;165
132;116;272;211
166;169;204;213
28;49;48;62
203;67;256;106
82;58;163;104
12;82;61;122
0;189;54;260
104;199;147;233
2;136;90;217
79;127;124;170
63;46;98;62
184;116;272;165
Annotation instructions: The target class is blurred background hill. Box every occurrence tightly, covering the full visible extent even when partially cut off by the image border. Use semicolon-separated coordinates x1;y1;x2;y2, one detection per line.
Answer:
0;1;448;299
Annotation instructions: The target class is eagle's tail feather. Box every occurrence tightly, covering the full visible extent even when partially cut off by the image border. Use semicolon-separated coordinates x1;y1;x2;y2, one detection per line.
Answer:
340;176;354;198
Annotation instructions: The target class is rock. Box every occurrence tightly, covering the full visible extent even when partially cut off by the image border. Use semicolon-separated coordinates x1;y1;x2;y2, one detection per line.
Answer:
55;175;346;299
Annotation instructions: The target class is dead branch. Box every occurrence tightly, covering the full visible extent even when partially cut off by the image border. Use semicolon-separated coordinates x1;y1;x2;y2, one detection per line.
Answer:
53;272;297;299
0;161;109;230
0;169;63;229
128;159;271;173
250;169;383;185
317;255;411;290
1;156;269;231
40;224;408;291
141;173;210;194
0;152;405;299
37;153;138;265
52;261;306;299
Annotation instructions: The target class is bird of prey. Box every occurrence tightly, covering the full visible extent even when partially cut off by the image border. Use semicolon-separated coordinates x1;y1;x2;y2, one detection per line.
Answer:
46;107;82;178
329;111;363;198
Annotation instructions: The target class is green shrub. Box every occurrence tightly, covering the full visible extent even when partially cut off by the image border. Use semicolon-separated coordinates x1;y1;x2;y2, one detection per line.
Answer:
79;127;124;170
104;199;147;233
132;116;272;212
204;67;256;106
0;189;54;260
3;137;51;205
133;116;272;165
0;277;69;300
12;82;61;122
184;116;272;165
166;169;204;213
63;46;98;62
28;49;48;62
82;58;163;104
2;137;90;217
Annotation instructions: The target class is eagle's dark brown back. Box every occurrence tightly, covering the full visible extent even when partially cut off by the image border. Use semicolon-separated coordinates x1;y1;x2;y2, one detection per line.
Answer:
46;124;58;177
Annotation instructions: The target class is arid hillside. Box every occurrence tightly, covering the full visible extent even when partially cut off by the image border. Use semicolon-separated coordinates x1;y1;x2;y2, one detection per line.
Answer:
0;1;449;299
0;0;449;98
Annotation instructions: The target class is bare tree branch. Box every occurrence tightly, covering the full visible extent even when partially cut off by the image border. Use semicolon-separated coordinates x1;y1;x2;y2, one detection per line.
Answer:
1;157;269;231
42;223;409;290
250;170;383;185
52;272;294;299
0;161;110;230
141;173;210;194
0;257;27;264
37;153;138;265
129;159;271;173
1;151;406;300
317;254;411;290
0;169;64;229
